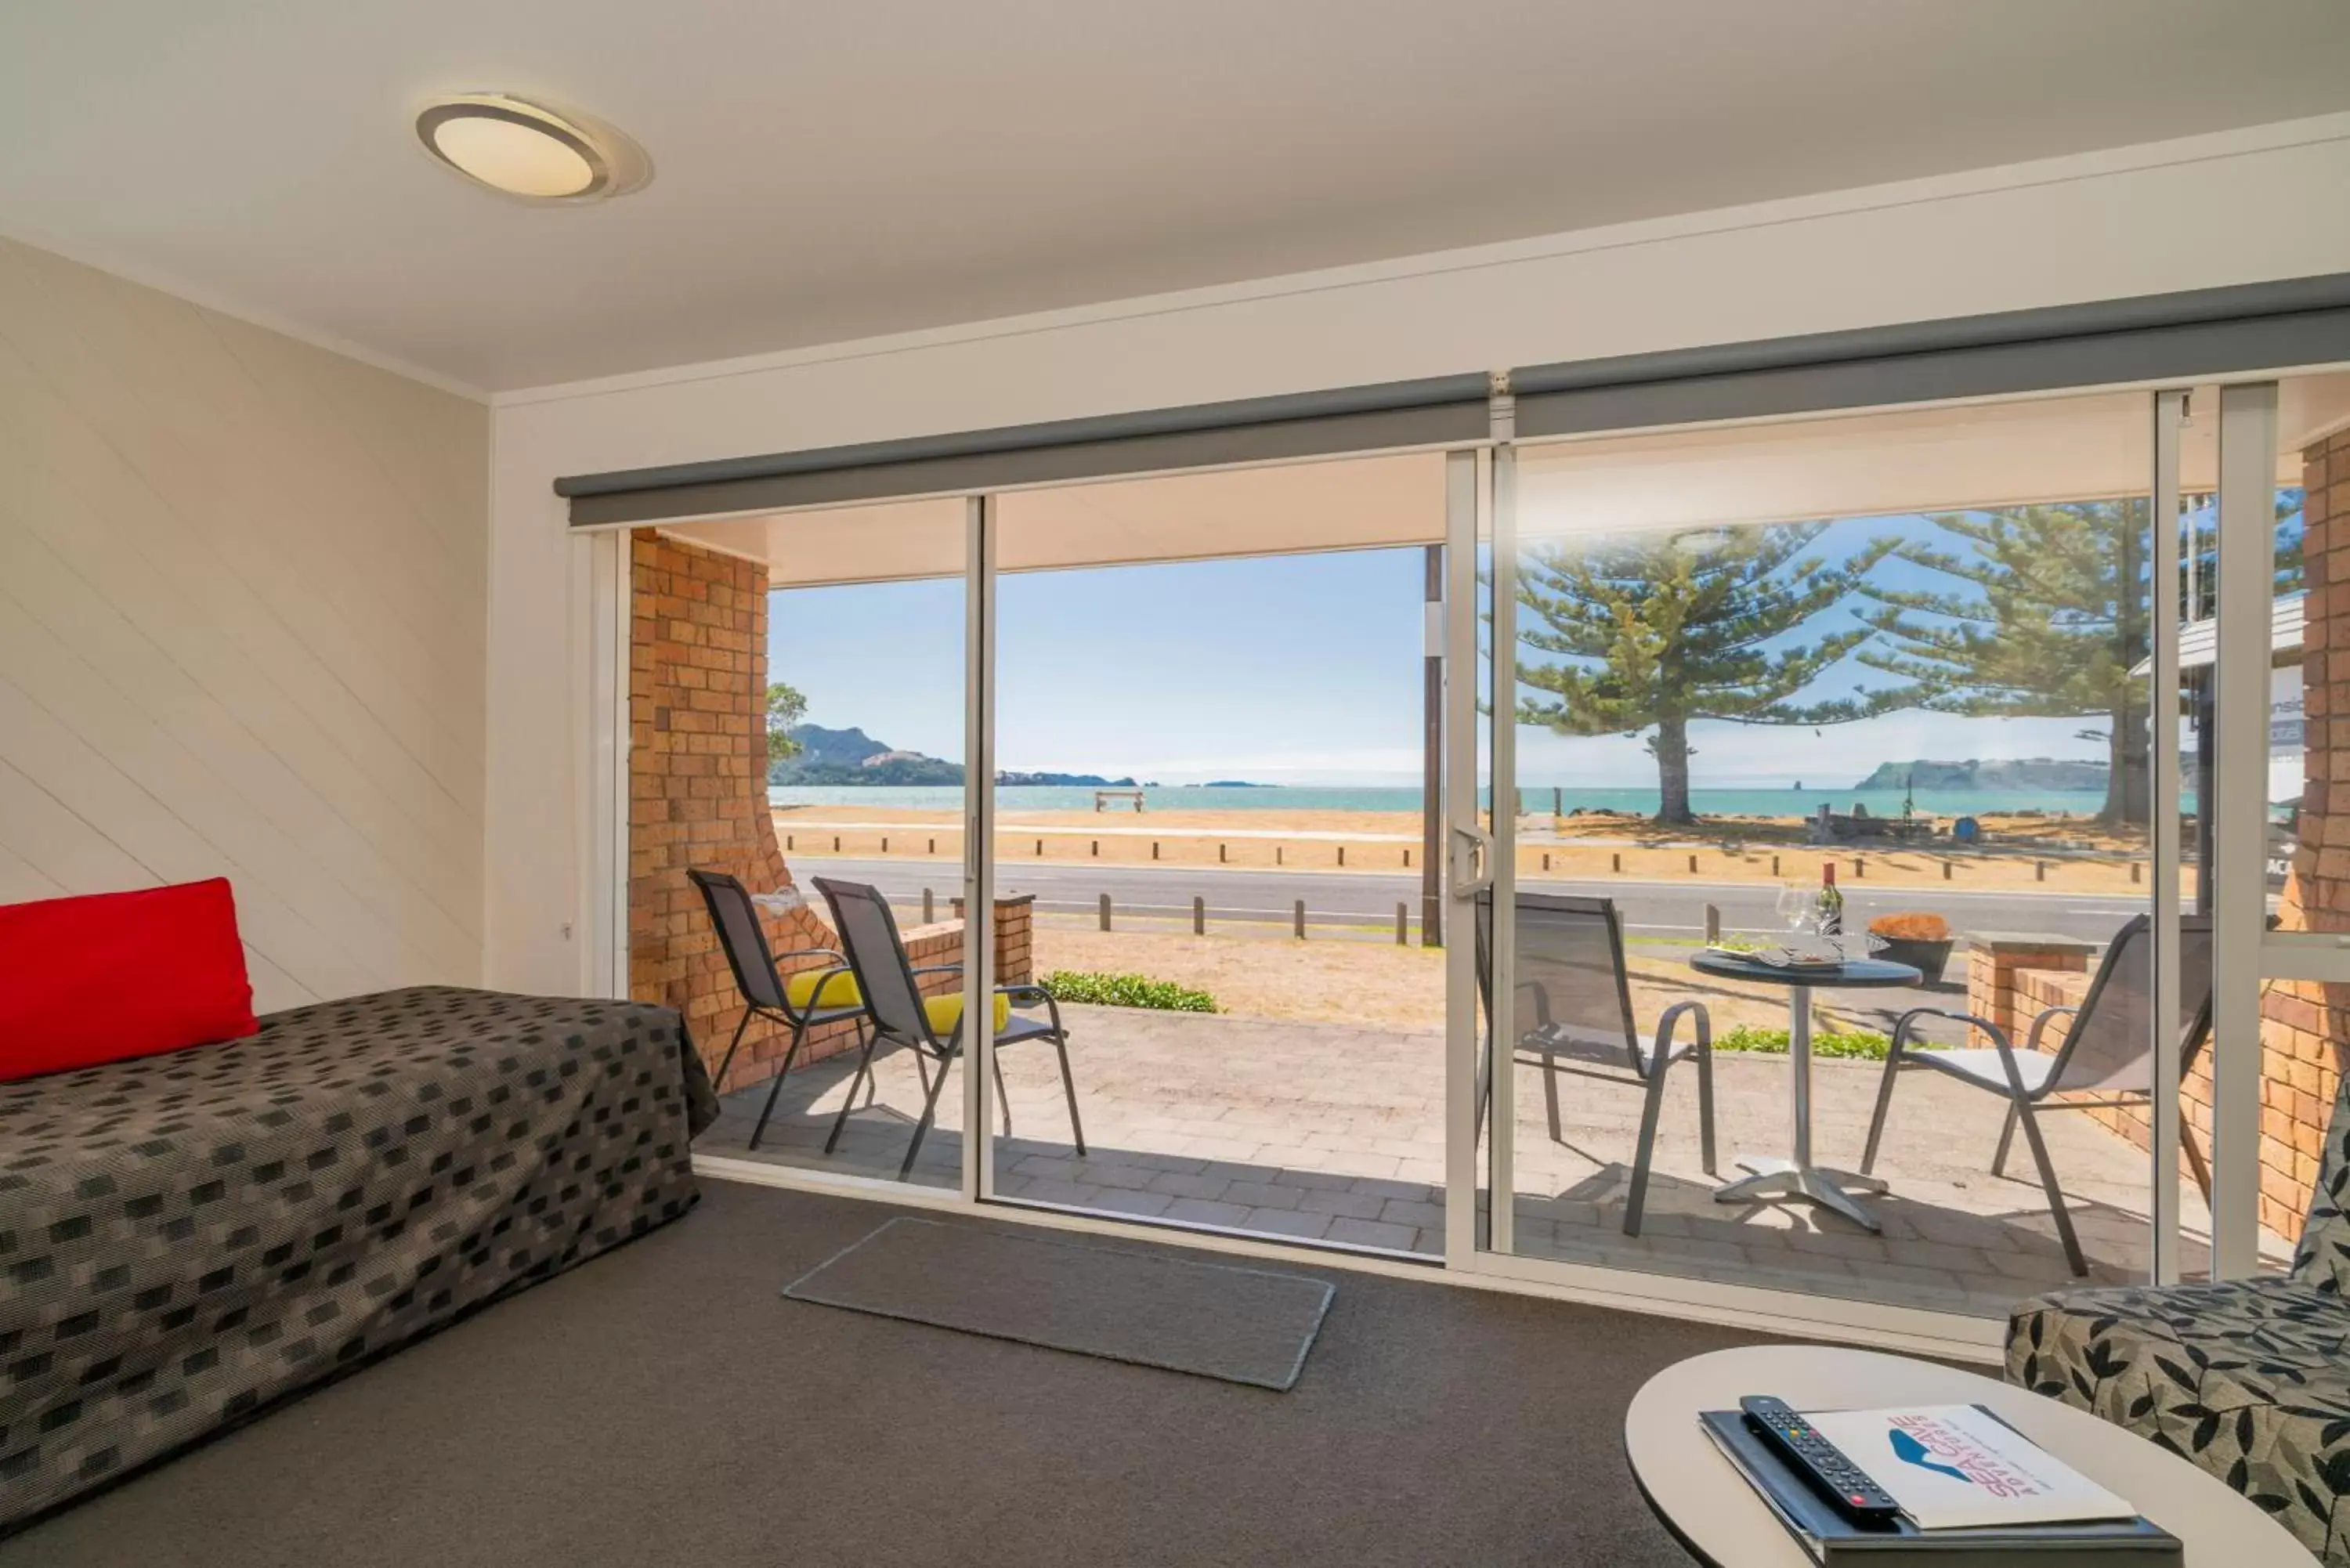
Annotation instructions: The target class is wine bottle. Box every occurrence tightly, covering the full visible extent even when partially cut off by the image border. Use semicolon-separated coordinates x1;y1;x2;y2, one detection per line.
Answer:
1816;862;1844;938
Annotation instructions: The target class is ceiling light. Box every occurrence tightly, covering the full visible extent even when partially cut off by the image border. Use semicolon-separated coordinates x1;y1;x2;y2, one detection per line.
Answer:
415;95;649;204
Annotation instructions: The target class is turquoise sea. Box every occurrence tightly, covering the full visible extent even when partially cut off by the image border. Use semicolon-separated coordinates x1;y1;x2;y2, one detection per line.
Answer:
769;783;2117;818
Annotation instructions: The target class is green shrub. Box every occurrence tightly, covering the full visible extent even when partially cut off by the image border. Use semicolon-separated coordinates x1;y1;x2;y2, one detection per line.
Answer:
1038;970;1217;1013
1714;1024;1909;1060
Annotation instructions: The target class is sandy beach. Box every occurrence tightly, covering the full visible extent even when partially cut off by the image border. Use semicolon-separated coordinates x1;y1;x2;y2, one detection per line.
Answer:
776;804;2164;895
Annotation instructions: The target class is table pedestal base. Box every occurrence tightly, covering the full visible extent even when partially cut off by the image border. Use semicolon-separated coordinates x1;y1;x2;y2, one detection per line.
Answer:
1714;1157;1887;1233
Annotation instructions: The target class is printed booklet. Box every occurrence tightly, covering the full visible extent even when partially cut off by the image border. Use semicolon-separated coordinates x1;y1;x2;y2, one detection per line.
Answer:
1801;1404;2137;1530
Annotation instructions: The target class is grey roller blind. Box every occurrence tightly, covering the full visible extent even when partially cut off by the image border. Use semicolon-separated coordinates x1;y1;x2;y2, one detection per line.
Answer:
1510;273;2350;439
558;374;1491;528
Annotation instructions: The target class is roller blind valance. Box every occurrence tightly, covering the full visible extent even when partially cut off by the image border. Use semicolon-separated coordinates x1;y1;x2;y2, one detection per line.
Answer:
1508;274;2350;439
557;374;1492;528
555;273;2350;526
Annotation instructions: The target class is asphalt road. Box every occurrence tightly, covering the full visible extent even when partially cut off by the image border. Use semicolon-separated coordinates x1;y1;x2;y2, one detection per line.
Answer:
796;856;2158;945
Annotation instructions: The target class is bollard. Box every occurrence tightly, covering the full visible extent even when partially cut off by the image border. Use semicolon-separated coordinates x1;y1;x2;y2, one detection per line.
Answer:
1943;861;1952;880
2036;861;2046;883
833;835;841;853
1275;846;1284;866
2131;862;2142;884
1395;902;1408;945
1099;894;1112;932
922;887;935;923
1687;854;1697;874
927;837;936;854
1293;900;1307;939
1852;857;1863;879
1036;839;1044;857
1337;845;1346;867
1611;852;1622;873
786;834;794;851
1152;841;1159;861
1220;843;1227;864
1193;895;1206;935
880;836;889;854
1542;851;1551;872
1770;854;1780;877
1705;904;1720;945
1402;848;1411;869
1090;840;1099;858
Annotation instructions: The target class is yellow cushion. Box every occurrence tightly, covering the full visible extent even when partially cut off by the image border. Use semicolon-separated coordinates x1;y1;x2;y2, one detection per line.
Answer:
784;969;863;1011
924;992;1014;1036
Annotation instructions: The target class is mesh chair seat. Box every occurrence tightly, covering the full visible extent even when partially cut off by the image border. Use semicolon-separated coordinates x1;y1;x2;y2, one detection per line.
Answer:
1907;1047;2059;1096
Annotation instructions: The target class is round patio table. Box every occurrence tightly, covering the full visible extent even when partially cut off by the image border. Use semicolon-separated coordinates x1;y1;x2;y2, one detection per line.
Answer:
1686;949;1920;1232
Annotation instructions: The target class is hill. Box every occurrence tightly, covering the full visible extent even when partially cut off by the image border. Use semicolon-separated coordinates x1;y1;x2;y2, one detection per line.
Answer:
1852;757;2109;792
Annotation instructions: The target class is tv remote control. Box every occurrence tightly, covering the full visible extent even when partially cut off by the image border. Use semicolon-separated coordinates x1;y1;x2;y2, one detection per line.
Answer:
1737;1395;1904;1525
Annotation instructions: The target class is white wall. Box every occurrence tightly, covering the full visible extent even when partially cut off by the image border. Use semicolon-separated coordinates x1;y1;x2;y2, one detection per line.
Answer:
487;113;2350;995
0;237;490;1012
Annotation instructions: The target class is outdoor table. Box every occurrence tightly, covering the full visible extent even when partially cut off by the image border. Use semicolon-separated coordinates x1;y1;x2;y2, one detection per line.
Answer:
1684;949;1921;1232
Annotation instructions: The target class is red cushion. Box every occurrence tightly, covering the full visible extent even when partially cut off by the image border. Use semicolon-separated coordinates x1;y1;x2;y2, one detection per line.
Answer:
0;878;258;1080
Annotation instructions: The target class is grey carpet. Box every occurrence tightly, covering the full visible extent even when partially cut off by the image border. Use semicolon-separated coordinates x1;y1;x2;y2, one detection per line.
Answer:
785;1216;1334;1389
3;1178;1777;1568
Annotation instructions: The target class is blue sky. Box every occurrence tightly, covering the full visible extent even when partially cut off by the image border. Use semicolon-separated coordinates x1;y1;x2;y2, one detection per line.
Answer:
766;520;2123;788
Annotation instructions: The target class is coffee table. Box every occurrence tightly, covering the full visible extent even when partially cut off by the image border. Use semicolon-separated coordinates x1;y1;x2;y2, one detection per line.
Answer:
1625;1345;2315;1566
1686;950;1919;1231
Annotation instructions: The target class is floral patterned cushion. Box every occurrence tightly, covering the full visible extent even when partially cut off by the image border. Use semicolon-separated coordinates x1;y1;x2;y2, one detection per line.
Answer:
2008;1279;2350;1562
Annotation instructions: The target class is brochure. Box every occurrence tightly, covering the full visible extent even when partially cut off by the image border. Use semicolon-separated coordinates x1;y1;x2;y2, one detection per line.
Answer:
1801;1404;2137;1530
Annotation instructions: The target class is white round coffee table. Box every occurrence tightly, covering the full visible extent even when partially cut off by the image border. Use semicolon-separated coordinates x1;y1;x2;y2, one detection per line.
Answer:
1625;1346;2314;1566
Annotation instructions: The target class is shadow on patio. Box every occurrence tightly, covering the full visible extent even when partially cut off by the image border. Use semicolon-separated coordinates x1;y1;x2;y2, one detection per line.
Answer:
696;1004;2279;1319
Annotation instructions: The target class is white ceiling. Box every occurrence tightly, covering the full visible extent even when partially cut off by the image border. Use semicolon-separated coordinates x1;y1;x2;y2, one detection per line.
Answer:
5;2;2349;393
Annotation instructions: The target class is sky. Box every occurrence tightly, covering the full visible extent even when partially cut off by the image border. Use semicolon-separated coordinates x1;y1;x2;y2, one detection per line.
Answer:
765;515;2124;789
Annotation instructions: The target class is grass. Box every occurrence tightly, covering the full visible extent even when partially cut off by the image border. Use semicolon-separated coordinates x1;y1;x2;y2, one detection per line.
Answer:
1714;1024;1909;1060
1038;970;1219;1013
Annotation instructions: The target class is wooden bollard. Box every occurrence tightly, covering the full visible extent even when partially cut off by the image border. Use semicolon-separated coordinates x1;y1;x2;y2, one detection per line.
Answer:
1402;848;1412;869
2036;861;2047;882
1612;852;1622;873
786;834;794;851
1152;841;1159;861
1035;839;1043;857
1090;840;1099;858
1193;895;1206;934
1337;845;1346;867
1705;904;1720;945
2131;862;2142;884
1943;861;1953;880
1395;902;1408;945
1099;894;1112;931
880;836;889;853
922;887;935;923
1542;852;1551;872
1275;846;1284;866
1771;854;1780;876
1852;857;1863;879
927;837;936;854
1220;843;1227;864
1293;900;1307;938
1687;854;1698;874
833;835;841;852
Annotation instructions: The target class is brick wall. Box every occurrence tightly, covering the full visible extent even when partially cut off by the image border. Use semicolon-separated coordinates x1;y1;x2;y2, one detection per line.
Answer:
626;530;1030;1094
2259;428;2350;1237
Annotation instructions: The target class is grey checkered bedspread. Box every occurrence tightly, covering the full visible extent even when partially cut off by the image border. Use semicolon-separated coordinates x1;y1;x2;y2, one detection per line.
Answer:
0;986;717;1530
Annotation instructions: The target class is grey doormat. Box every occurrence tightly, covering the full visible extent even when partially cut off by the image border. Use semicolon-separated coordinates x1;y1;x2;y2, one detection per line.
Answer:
782;1216;1335;1390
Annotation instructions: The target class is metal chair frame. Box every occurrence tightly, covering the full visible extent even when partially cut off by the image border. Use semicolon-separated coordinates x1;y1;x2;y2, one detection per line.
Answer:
687;869;869;1151
812;876;1086;1180
1860;914;2214;1277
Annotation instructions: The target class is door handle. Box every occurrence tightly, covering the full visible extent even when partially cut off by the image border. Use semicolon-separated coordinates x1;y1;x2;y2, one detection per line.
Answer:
1450;822;1493;899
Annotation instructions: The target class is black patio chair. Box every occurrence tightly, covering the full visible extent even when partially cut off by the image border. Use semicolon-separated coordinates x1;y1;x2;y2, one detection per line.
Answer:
812;876;1085;1180
1860;914;2214;1277
1476;891;1716;1237
688;869;869;1150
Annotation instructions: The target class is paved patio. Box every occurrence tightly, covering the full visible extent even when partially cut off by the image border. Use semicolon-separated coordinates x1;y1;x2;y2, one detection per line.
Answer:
698;1003;2278;1320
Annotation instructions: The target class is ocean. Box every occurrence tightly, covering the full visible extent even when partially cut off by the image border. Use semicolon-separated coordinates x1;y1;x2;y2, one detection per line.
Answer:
768;783;2117;818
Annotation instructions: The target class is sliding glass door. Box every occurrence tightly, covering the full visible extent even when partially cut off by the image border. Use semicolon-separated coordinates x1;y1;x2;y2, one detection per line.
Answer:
1465;388;2219;1326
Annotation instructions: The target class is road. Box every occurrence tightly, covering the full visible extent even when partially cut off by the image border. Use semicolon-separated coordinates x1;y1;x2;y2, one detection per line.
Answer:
796;857;2157;945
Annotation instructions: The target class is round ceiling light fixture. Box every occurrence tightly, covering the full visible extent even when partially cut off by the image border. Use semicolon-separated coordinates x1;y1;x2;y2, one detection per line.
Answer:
414;94;650;203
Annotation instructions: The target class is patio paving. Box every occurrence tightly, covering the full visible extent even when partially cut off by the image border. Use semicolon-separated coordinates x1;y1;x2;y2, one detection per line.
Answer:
698;1003;2283;1321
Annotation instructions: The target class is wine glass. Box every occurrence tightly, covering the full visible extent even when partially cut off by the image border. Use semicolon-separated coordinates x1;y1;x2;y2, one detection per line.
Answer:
1773;882;1810;943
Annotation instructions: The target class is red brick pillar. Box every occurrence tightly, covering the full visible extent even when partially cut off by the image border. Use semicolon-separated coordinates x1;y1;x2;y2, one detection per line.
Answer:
2257;430;2350;1238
